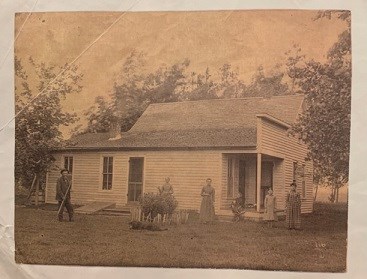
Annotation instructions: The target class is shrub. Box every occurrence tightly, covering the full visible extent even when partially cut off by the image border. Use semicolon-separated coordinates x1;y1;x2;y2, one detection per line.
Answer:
139;192;178;219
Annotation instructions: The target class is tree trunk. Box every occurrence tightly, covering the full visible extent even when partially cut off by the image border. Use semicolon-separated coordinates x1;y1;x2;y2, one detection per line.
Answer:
329;187;336;203
314;184;319;202
336;187;340;203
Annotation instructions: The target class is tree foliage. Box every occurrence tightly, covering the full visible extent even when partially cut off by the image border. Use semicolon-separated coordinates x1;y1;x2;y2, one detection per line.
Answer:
291;11;351;189
216;64;245;98
85;52;206;133
180;67;218;101
15;57;83;188
244;65;289;97
84;51;293;134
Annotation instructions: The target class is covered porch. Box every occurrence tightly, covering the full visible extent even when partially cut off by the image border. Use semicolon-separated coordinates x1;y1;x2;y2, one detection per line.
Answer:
219;152;285;218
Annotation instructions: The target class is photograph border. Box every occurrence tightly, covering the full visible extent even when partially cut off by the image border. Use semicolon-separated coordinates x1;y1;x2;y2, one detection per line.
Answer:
1;1;367;278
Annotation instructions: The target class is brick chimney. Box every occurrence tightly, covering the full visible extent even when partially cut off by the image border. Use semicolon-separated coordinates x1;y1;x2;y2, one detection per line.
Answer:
108;121;122;140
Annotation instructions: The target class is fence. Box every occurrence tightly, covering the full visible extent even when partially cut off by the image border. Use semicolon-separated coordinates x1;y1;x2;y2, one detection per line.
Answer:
130;207;189;225
29;190;45;205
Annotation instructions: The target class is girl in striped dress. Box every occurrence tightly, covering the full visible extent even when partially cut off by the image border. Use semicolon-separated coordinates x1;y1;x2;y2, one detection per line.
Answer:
285;181;301;230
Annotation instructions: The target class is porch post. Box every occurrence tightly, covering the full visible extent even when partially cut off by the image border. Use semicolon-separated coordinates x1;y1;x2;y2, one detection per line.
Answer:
256;153;262;212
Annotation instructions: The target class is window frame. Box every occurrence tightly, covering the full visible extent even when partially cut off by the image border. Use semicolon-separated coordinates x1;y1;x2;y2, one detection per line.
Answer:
63;156;74;175
101;156;114;190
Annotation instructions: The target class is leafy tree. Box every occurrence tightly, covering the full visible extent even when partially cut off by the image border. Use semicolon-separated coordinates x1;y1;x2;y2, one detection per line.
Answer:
84;96;114;133
15;57;83;188
244;65;289;97
85;52;192;133
285;44;306;94
216;64;245;98
290;11;351;202
178;67;218;101
145;59;190;103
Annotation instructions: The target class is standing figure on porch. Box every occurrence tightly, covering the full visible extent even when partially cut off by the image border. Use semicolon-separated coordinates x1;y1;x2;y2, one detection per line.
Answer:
56;169;74;222
200;178;215;223
264;189;277;227
285;180;301;230
158;177;174;196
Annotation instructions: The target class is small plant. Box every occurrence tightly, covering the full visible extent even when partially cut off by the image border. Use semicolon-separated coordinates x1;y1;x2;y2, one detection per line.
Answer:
139;192;178;221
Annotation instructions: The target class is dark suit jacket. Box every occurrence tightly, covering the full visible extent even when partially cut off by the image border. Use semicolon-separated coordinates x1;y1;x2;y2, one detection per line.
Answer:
56;176;71;201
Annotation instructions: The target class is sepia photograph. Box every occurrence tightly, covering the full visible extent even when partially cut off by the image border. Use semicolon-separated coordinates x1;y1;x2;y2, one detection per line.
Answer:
12;9;350;272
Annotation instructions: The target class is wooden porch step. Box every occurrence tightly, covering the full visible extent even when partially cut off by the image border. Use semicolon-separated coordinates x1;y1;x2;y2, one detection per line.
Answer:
101;204;140;216
74;202;115;214
97;210;130;217
102;206;131;214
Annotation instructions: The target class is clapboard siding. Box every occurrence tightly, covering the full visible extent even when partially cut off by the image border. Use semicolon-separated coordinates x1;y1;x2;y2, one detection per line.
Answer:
143;151;222;212
273;159;285;209
244;158;257;204
46;152;127;206
46;150;222;212
259;118;313;213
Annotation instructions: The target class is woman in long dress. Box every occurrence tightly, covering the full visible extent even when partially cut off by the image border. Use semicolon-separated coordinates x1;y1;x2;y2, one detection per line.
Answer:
200;178;215;223
264;189;277;227
158;177;174;196
285;180;302;230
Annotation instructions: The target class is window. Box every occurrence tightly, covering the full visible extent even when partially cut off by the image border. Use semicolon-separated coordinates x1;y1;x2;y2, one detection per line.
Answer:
102;157;113;190
227;158;234;197
64;156;73;174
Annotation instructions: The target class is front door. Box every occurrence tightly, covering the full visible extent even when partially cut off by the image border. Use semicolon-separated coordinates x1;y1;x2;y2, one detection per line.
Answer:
127;157;144;202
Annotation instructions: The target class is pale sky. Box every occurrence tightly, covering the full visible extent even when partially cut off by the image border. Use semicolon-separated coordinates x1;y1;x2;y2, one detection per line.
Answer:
14;10;347;136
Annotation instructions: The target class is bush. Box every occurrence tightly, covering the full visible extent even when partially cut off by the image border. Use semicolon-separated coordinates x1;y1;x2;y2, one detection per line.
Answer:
139;193;178;219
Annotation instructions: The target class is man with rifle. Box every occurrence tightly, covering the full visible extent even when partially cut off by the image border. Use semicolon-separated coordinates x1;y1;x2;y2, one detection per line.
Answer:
56;169;74;222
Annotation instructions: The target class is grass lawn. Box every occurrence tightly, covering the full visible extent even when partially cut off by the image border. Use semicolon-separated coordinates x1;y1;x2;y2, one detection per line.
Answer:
14;202;347;272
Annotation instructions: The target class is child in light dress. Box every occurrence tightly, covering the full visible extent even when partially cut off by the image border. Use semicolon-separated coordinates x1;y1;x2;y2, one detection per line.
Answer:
264;189;277;227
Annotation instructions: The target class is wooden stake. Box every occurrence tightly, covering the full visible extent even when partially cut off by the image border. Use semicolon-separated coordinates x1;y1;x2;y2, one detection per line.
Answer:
35;174;39;207
27;174;37;200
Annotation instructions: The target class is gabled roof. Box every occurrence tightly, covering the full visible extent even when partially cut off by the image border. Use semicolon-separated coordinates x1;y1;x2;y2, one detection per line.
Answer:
130;94;304;133
61;95;304;151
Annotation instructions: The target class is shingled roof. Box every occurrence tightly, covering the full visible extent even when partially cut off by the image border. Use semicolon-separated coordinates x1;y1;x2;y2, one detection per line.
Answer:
61;95;304;151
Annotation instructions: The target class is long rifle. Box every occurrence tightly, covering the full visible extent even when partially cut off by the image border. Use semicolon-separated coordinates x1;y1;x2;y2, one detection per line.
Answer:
57;180;72;215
